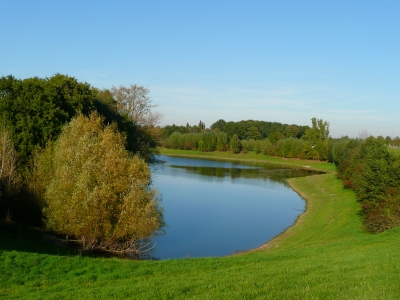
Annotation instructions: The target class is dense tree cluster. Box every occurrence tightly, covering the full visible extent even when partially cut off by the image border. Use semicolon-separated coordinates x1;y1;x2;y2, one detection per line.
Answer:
334;137;400;233
163;118;331;161
164;131;228;152
0;74;163;255
161;120;207;139
210;119;308;140
0;74;96;163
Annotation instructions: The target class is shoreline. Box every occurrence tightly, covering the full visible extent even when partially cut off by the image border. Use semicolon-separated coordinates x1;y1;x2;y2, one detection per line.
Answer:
157;149;335;256
234;174;319;255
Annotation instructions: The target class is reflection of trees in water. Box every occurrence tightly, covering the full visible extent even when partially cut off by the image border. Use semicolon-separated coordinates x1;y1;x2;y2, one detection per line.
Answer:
170;165;323;185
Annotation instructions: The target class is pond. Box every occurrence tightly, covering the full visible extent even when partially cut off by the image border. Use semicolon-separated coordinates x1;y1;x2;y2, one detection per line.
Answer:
148;155;321;260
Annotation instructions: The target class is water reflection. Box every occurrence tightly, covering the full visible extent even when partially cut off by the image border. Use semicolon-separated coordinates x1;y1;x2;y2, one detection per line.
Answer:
154;155;322;186
148;155;322;260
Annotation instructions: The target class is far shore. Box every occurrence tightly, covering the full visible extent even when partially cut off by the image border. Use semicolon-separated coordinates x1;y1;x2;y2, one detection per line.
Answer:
157;148;336;173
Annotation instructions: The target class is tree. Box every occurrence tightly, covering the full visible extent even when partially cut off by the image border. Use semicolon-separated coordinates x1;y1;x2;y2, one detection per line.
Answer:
305;118;329;142
0;74;96;163
304;118;330;160
247;126;261;140
358;129;370;140
336;137;400;233
94;88;156;161
230;134;242;154
198;120;205;130
111;84;162;127
285;125;300;138
36;113;164;255
210;119;226;131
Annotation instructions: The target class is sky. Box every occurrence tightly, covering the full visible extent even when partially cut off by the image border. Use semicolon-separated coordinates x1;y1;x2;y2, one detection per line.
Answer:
1;1;399;138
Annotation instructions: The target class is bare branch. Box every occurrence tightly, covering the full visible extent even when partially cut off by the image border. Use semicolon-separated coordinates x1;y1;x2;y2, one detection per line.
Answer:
111;84;163;127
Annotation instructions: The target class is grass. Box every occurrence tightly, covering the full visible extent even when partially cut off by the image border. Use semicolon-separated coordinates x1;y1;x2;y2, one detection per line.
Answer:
1;150;400;299
389;146;400;157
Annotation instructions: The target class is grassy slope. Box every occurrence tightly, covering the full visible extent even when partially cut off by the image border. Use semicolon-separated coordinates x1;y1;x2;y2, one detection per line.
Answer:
1;150;400;299
389;147;400;157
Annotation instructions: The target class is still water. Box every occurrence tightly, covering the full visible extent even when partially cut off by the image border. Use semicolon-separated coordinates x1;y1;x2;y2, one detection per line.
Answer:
149;155;320;260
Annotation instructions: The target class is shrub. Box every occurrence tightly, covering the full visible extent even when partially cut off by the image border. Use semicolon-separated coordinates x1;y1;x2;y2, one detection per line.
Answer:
36;113;164;254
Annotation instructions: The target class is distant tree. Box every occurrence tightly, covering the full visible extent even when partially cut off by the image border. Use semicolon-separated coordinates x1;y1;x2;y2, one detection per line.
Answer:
198;120;205;130
210;119;309;140
268;131;283;144
230;134;242;154
358;129;370;140
284;125;300;138
111;84;162;128
304;118;330;160
94;88;157;161
305;118;329;142
36;113;164;255
247;126;261;140
161;124;189;138
210;119;226;131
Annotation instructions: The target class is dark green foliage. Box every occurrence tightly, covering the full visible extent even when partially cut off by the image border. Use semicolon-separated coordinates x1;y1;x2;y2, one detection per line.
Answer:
210;119;308;140
0;74;96;163
247;126;261;140
303;118;331;161
161;121;207;139
162;124;189;138
336;137;400;233
0;75;160;227
164;118;333;161
198;120;205;130
0;74;98;225
230;134;242;154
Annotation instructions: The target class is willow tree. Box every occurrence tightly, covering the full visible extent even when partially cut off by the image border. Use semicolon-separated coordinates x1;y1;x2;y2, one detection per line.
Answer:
37;112;164;254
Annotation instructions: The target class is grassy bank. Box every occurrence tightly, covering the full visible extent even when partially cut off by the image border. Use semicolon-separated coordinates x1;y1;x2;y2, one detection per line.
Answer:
2;152;400;299
389;146;400;157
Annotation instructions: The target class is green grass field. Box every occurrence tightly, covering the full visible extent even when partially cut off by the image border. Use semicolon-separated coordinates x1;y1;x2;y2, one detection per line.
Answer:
1;150;400;299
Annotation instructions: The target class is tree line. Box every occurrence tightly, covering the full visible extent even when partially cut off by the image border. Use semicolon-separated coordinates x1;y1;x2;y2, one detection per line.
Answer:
0;74;163;256
162;117;331;161
161;119;309;142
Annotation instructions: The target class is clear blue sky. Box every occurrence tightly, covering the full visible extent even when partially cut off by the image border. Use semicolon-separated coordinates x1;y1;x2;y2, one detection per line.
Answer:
2;1;399;137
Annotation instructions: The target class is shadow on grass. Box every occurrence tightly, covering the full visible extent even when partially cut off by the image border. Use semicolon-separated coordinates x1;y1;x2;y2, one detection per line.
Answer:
0;222;82;257
0;223;140;260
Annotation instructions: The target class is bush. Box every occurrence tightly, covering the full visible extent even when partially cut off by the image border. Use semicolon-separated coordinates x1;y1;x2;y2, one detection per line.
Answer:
336;137;400;233
35;113;164;254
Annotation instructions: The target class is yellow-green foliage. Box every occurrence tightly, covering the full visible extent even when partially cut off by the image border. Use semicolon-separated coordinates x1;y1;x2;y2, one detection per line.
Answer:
0;126;20;198
36;112;163;253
